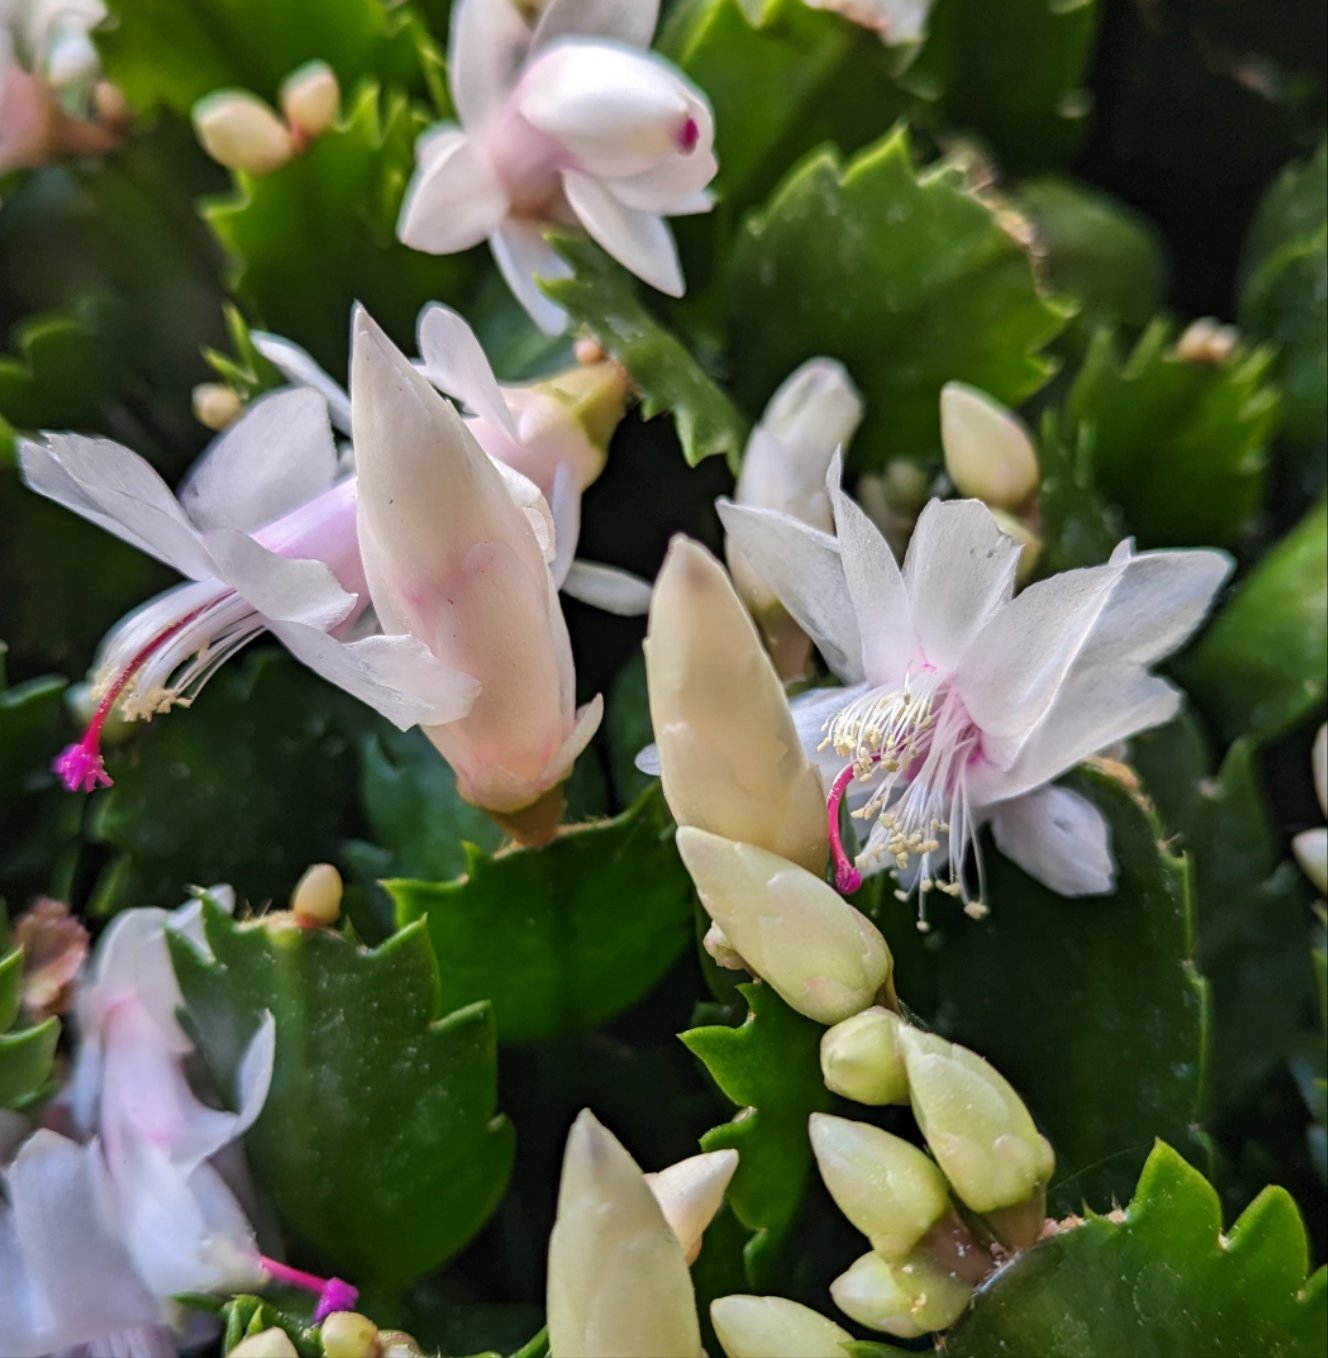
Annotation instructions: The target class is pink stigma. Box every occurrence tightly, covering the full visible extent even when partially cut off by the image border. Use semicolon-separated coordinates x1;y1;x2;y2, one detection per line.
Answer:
828;760;870;896
677;115;700;153
259;1254;359;1322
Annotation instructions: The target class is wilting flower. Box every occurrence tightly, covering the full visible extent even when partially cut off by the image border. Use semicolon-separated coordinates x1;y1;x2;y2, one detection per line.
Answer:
350;307;602;839
720;463;1231;918
710;1295;854;1358
252;302;648;615
727;360;863;677
546;1110;706;1358
397;0;717;331
1;892;275;1356
12;897;88;1018
21;388;477;793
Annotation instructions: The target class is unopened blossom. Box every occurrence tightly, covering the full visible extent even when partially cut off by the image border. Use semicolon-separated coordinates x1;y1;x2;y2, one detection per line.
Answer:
819;1006;910;1105
710;1295;854;1358
280;60;340;141
21;389;477;793
644;1147;739;1264
727;359;864;677
547;1110;703;1358
193;89;295;174
253;302;649;615
803;0;933;46
720;460;1231;919
1293;724;1327;894
642;537;828;872
940;383;1039;511
831;1248;971;1338
397;0;717;331
351;307;602;840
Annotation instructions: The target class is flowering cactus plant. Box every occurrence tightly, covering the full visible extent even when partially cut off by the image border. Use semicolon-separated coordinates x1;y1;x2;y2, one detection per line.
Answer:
0;0;1325;1355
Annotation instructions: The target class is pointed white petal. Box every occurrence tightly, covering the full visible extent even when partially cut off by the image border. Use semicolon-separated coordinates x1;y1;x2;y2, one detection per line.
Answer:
609;149;720;210
548;463;582;585
717;500;864;683
490;219;572;333
903;498;1019;671
397;127;509;255
635;742;662;775
200;529;357;630
530;0;659;52
563;560;653;615
563;172;684;295
417;302;519;438
448;0;532;126
251;332;353;432
178;389;339;533
20;435;214;579
989;784;1116;897
234;1011;276;1138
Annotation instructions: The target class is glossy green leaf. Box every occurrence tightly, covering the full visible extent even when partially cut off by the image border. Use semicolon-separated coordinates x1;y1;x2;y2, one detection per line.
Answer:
1179;495;1328;745
0;950;59;1109
727;127;1067;467
204;85;471;376
171;900;514;1285
1036;415;1125;572
0;948;21;1030
868;766;1208;1214
681;982;835;1286
389;787;693;1043
542;235;748;467
86;651;375;914
944;1142;1327;1357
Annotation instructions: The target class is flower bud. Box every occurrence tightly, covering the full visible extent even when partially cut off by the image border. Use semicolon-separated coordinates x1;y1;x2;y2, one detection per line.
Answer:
676;828;890;1025
645;539;827;873
940;383;1039;510
229;1329;298;1358
192;382;243;431
896;1027;1055;1221
193;91;295;175
291;862;343;926
819;1007;910;1106
378;1334;425;1358
830;1250;971;1339
1176;317;1239;366
1312;724;1327;817
547;1110;702;1358
703;922;747;971
645;1148;739;1264
710;1295;854;1358
320;1312;379;1358
280;61;341;139
809;1113;950;1258
990;508;1043;586
1294;828;1327;895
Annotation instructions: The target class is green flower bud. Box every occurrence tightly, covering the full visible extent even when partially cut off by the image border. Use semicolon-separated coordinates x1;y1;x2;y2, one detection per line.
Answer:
896;1027;1055;1218
809;1113;950;1258
830;1249;972;1339
819;1006;910;1105
711;1295;854;1357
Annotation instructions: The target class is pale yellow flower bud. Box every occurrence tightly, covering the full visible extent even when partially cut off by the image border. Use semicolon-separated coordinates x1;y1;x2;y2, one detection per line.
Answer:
710;1295;854;1358
547;1111;702;1358
809;1113;950;1258
646;538;827;873
193;90;294;175
378;1334;425;1358
1313;724;1327;816
830;1249;971;1339
703;921;747;971
645;1148;739;1264
940;383;1039;510
896;1027;1055;1219
1294;828;1327;895
228;1329;298;1358
191;382;243;431
320;1311;379;1358
1176;317;1239;366
676;828;891;1025
989;508;1043;586
280;61;341;139
290;862;343;926
819;1006;910;1105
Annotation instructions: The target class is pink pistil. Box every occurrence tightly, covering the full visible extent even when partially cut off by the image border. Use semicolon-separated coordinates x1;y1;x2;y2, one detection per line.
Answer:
676;115;700;153
51;603;211;794
828;760;870;895
259;1254;359;1322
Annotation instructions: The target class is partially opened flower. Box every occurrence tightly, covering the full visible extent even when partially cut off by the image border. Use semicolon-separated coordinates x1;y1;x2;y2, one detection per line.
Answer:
720;463;1231;918
350;307;602;841
397;0;717;331
21;389;478;793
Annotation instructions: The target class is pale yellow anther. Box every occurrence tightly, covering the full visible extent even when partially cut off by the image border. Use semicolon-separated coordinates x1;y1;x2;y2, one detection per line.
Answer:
291;862;343;925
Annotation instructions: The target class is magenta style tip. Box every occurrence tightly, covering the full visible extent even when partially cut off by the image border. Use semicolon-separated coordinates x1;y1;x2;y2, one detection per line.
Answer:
313;1277;360;1322
835;861;863;895
52;742;112;794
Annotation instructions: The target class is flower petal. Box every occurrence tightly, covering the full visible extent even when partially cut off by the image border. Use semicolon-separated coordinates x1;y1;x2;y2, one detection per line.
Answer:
448;0;532;126
200;528;357;630
717;499;864;683
530;0;660;52
606;150;719;211
397;126;509;255
20;435;214;580
903;498;1020;671
417;302;519;438
251;331;353;432
178;389;339;533
989;784;1116;897
490;219;572;333
562;560;653;615
563;170;684;295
